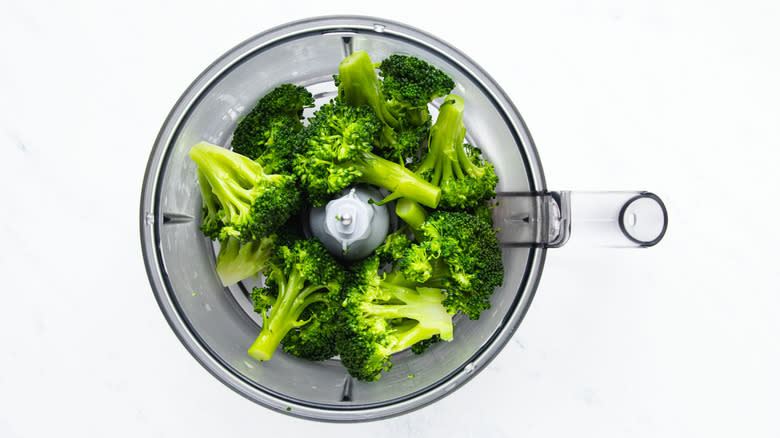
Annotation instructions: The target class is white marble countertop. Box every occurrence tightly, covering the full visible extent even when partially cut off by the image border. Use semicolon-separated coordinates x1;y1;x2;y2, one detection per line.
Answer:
2;1;779;437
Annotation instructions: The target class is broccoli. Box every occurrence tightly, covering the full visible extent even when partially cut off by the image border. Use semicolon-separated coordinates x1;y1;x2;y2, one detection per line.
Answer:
190;142;303;242
379;54;455;127
336;51;397;127
336;256;453;381
248;239;345;362
196;167;223;240
293;101;441;208
410;334;442;355
337;51;451;164
374;226;414;265
215;236;275;287
230;84;314;173
414;95;499;210
214;221;305;287
398;211;504;319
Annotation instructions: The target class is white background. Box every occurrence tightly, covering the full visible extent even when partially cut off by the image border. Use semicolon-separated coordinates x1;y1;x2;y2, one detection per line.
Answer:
2;1;779;437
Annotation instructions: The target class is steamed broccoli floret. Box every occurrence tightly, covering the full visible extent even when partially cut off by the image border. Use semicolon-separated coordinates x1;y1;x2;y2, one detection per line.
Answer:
379;54;455;127
374;226;414;265
196;167;223;240
336;256;453;381
248;239;345;362
215;236;275;287
376;122;430;164
337;51;449;164
410;334;442;355
293;101;441;208
399;211;504;319
414;95;499;209
230;84;314;173
336;51;398;127
190;142;303;242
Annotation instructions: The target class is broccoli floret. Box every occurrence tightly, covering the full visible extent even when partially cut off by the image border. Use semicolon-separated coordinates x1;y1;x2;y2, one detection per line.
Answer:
215;236;275;287
336;256;453;381
376;122;430;164
414;95;499;210
248;239;345;362
190;142;303;242
379;54;455;127
374;226;414;265
399;211;504;319
336;51;398;127
337;51;446;164
293;101;441;208
230;84;314;173
196;167;223;240
410;334;442;355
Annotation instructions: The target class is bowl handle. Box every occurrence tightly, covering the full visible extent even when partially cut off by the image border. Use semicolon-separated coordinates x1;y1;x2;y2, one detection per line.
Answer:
493;191;667;248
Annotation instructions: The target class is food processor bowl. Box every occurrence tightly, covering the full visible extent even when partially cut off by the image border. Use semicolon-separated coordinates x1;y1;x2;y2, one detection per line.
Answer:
140;16;663;421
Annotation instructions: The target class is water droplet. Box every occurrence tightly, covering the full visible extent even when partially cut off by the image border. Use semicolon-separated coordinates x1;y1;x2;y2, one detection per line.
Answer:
203;303;212;312
144;212;155;225
373;23;386;33
464;362;475;374
243;360;255;369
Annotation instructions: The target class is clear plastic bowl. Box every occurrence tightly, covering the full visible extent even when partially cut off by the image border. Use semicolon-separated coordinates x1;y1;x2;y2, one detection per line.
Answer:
140;16;547;421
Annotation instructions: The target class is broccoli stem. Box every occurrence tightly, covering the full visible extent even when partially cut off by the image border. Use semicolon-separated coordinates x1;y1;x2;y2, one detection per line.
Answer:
395;198;428;230
455;139;485;178
350;151;441;208
247;270;329;361
368;284;454;345
338;51;399;128
415;95;466;184
388;320;446;352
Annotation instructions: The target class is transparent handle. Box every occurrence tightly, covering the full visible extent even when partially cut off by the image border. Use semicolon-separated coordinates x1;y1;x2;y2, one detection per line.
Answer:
494;191;668;248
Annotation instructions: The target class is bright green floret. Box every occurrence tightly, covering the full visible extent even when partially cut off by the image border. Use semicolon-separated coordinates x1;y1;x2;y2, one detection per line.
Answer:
337;51;449;164
190;142;303;242
293;101;441;208
336;256;453;381
410;334;442;355
414;95;499;209
374;226;413;265
379;54;455;127
230;84;314;173
399;210;504;319
248;239;345;362
215;236;275;287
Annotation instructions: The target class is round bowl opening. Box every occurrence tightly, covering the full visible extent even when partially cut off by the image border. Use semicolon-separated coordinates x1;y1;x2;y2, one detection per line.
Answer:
140;16;547;421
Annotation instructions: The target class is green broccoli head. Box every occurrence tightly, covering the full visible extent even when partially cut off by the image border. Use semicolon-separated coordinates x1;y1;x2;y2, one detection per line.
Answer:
375;121;431;164
414;95;499;210
337;51;446;165
336;257;453;381
248;238;346;362
196;167;223;240
294;101;441;208
215;236;276;287
374;226;413;265
399;210;504;319
190;142;303;242
379;54;454;126
231;84;314;173
410;334;442;355
280;301;340;361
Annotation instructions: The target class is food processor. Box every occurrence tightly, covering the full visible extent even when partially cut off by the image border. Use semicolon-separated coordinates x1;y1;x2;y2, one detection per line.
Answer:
140;16;667;421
